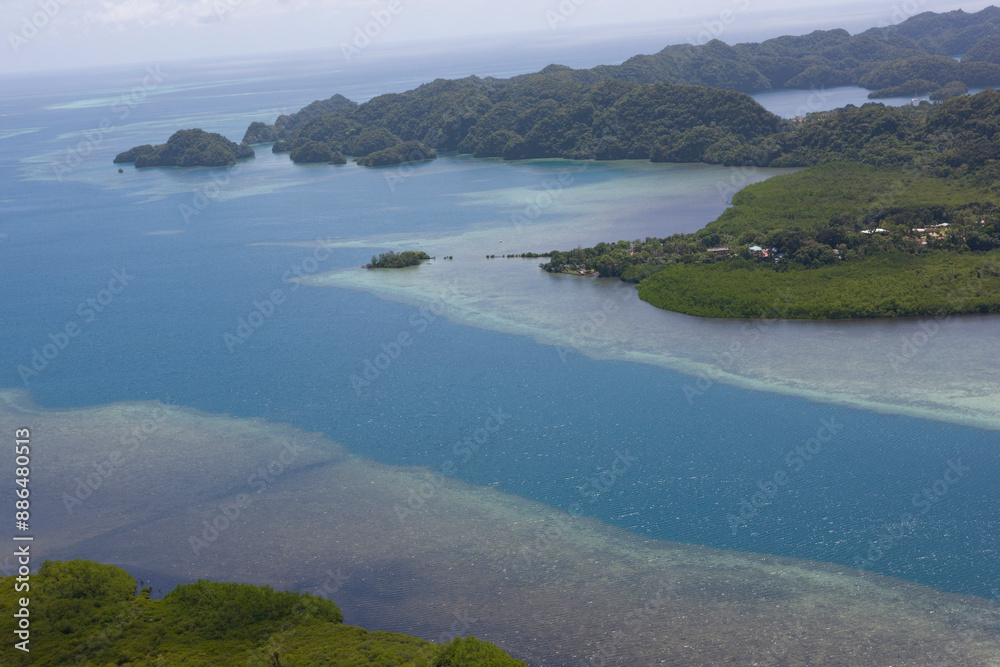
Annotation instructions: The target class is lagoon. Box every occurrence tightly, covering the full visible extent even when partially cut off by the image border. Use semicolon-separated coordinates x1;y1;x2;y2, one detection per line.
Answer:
2;45;999;664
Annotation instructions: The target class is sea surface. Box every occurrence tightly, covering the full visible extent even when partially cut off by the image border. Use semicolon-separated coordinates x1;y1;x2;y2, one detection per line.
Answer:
2;38;999;664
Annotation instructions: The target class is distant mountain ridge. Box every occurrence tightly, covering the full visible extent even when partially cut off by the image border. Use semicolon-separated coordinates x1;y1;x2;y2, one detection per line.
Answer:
114;7;1000;169
560;6;1000;93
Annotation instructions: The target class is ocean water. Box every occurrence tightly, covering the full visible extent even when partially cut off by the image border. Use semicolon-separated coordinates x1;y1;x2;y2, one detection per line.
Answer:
2;41;1000;663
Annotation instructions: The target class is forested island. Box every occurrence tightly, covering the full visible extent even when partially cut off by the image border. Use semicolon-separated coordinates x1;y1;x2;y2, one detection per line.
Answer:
116;8;1000;169
0;559;526;666
111;7;1000;318
114;129;254;167
365;250;431;268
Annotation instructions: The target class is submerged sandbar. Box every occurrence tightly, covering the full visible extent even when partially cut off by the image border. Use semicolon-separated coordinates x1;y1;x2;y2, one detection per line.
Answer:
5;389;998;666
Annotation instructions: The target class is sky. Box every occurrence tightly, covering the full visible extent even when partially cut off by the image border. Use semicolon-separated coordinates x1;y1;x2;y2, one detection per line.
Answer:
1;0;997;75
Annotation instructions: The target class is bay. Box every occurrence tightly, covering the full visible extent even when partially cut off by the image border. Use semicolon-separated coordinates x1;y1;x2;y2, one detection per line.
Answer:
2;41;999;663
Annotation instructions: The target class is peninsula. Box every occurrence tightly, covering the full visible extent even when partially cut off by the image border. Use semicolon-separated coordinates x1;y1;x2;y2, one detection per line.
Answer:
111;8;1000;318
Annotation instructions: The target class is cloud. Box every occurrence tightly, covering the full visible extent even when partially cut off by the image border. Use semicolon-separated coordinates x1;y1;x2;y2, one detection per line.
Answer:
73;0;357;28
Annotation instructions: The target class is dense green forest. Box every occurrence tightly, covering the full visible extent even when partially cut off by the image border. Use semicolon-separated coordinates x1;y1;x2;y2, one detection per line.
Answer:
245;77;783;166
540;161;1000;318
637;251;1000;319
226;7;1000;168
116;8;1000;169
567;7;1000;92
114;129;254;167
0;560;526;666
365;250;431;268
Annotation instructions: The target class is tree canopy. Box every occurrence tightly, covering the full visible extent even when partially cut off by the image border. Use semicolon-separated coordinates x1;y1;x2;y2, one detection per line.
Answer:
114;129;254;167
0;560;528;666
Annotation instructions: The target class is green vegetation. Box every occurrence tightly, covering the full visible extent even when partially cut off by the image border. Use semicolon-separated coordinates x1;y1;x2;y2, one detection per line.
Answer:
868;79;939;98
122;9;1000;170
365;250;432;268
565;8;1000;93
962;34;1000;64
0;560;527;666
244;75;780;168
637;252;1000;319
114;129;254;167
243;121;279;144
541;161;1000;318
355;141;436;167
289;140;346;165
930;80;970;100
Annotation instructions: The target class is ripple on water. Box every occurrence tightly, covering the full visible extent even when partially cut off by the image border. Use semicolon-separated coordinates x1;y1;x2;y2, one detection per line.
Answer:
6;389;999;666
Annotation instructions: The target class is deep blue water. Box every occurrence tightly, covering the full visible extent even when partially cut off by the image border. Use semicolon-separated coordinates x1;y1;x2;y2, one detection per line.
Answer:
1;47;998;601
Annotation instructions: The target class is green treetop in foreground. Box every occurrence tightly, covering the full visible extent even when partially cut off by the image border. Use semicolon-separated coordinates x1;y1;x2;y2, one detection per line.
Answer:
0;560;527;666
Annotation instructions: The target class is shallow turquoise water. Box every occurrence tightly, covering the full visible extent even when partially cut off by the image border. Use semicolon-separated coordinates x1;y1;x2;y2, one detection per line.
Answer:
1;49;998;608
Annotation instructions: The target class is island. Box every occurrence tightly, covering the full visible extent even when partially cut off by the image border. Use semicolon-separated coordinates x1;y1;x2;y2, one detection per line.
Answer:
114;129;254;168
365;250;432;268
0;559;526;666
117;9;1000;171
539;88;1000;319
110;7;1000;319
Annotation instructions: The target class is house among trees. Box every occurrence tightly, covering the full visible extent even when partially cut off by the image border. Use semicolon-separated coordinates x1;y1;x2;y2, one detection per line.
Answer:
707;247;731;256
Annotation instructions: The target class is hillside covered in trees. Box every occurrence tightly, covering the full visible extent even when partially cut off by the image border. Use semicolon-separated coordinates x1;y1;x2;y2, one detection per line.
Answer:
114;129;254;168
115;8;1000;169
567;7;1000;94
228;6;1000;169
0;560;527;666
246;77;783;166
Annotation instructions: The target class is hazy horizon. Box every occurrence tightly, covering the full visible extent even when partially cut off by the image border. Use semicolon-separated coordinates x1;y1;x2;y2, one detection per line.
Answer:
2;1;996;76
